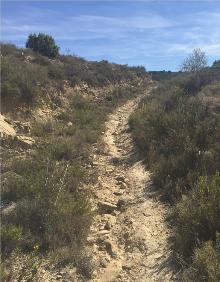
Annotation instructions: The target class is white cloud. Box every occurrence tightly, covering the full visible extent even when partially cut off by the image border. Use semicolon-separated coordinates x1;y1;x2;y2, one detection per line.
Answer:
2;12;174;42
1;5;220;70
72;14;173;29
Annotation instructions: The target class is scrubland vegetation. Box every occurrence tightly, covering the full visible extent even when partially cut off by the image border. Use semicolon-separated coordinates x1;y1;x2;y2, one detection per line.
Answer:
1;42;148;279
1;42;146;110
130;58;220;280
2;36;219;281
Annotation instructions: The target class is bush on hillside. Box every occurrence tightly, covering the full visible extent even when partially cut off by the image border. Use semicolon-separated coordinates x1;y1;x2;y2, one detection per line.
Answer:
181;241;220;282
26;33;59;59
1;56;47;107
130;72;220;201
180;48;207;73
173;174;220;259
1;43;21;57
1;153;91;257
212;60;220;69
1;224;23;256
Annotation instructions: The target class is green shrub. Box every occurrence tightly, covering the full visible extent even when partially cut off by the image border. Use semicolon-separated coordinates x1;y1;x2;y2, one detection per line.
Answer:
31;119;55;137
1;56;47;107
26;33;59;59
1;81;21;102
1;172;26;201
130;76;220;200
173;174;220;259
50;138;75;161
0;263;8;281
193;241;220;281
1;43;149;109
0;43;21;57
130;68;220;280
48;63;65;80
1;224;23;256
181;241;220;282
2;155;91;255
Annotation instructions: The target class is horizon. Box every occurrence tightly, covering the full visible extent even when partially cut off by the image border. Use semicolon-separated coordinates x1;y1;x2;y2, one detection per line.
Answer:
2;1;220;71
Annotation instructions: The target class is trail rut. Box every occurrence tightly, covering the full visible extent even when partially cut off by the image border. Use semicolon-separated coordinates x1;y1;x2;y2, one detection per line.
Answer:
88;91;176;282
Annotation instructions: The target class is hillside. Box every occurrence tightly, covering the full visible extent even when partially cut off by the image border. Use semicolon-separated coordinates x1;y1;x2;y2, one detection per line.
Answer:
1;42;220;282
0;44;151;281
130;64;220;281
1;43;148;110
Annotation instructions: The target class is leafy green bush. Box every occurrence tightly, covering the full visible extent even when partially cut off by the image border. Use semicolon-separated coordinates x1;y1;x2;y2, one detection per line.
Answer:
26;33;59;59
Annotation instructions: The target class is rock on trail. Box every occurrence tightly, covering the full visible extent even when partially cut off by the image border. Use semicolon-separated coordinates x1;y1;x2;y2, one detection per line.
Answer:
88;90;176;281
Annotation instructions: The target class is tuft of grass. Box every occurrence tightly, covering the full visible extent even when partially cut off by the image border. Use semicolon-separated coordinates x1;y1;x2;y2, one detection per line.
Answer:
1;224;23;257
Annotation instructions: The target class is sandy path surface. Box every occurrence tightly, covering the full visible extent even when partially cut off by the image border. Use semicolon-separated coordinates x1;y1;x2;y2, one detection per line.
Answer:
88;91;176;282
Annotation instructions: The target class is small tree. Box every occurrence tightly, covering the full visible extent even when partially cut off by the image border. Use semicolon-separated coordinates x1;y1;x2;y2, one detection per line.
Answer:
26;33;59;59
180;48;207;72
212;60;220;69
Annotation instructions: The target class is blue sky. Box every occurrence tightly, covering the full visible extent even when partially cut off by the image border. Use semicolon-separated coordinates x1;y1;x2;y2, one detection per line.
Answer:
1;1;220;70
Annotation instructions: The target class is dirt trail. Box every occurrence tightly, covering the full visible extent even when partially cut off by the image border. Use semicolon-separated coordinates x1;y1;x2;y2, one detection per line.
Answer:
88;91;176;282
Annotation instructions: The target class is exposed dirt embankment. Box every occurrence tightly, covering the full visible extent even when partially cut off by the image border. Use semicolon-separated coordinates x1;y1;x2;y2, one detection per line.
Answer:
86;88;176;281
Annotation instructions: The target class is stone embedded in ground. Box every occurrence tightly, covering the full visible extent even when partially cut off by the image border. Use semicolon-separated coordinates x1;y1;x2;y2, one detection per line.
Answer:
91;270;98;278
118;181;127;189
122;263;132;270
113;191;123;196
98;230;110;236
86;236;96;244
116;175;125;182
17;135;35;146
104;240;118;258
104;221;112;230
98;201;118;214
117;199;127;211
0;114;16;137
100;258;109;268
67;121;73;126
111;157;120;164
105;168;114;173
